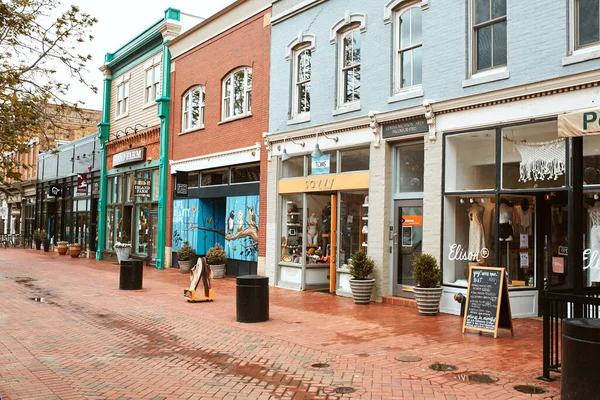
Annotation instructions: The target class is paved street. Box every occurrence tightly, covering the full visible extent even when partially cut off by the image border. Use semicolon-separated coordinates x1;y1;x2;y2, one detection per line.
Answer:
0;250;558;399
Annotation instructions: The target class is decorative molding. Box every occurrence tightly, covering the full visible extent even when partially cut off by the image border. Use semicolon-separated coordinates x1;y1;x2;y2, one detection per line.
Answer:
169;144;260;174
384;0;427;24
263;132;272;162
99;64;112;79
423;99;437;142
157;21;182;42
105;126;160;154
271;0;327;25
368;111;381;148
329;12;367;44
285;33;316;60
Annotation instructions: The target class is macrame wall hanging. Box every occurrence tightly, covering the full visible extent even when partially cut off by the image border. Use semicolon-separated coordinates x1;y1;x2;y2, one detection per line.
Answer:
504;137;566;182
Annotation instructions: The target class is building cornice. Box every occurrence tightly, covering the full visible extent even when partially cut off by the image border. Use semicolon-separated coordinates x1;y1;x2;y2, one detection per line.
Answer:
271;0;327;25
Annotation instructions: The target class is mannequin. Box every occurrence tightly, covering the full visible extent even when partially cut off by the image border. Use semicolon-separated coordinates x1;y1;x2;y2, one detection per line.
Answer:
307;213;319;245
467;201;486;259
499;199;514;241
588;201;600;285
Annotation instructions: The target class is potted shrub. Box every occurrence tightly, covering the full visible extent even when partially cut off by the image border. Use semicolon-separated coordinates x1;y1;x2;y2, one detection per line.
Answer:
33;229;42;250
56;241;68;255
68;242;81;258
348;249;375;304
177;241;196;274
206;243;227;279
40;229;49;252
412;253;443;316
114;242;132;263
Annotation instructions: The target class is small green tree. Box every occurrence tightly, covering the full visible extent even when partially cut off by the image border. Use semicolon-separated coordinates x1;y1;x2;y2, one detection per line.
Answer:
177;241;195;261
412;254;441;288
206;243;227;265
348;249;374;280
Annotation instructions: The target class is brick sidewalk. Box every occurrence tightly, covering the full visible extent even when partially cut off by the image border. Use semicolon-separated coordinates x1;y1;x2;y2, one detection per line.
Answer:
0;250;559;399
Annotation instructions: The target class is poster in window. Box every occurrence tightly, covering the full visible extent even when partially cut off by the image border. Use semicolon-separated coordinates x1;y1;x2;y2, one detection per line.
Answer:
311;154;330;175
552;257;565;274
402;226;412;247
520;234;528;249
520;252;529;268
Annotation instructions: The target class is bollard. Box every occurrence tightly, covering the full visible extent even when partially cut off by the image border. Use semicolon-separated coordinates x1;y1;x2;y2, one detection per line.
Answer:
561;318;600;399
119;259;143;290
236;275;269;323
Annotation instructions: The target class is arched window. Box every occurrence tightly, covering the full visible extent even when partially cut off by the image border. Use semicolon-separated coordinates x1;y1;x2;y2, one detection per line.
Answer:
293;45;312;117
182;85;205;132
396;6;422;91
222;67;252;121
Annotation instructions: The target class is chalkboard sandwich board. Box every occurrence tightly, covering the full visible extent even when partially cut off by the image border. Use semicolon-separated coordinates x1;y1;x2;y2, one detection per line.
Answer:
462;266;514;338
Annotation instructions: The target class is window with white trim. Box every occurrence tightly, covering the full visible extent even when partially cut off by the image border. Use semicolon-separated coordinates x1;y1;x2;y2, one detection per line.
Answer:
222;67;252;120
145;63;161;105
576;0;600;49
116;79;129;117
396;5;422;91
293;45;311;117
182;86;205;132
339;27;361;105
472;0;507;73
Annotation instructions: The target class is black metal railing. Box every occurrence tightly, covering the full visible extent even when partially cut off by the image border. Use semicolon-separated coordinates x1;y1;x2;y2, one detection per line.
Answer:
540;289;600;381
0;234;26;248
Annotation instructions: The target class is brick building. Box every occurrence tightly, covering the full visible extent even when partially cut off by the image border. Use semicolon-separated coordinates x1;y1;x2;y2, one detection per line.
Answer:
166;0;271;275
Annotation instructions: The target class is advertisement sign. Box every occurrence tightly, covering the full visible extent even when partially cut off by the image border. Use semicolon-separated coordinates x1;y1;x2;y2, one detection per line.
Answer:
112;148;145;167
552;257;565;274
77;173;88;194
402;215;423;227
48;184;62;198
133;179;151;198
175;171;188;196
311;154;331;175
382;118;428;138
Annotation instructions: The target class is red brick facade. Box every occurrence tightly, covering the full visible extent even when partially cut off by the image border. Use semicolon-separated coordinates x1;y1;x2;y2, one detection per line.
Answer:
105;126;160;170
167;9;270;258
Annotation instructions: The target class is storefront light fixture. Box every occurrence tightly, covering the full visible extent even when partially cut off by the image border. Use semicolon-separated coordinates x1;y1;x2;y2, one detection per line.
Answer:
281;136;305;162
311;131;338;158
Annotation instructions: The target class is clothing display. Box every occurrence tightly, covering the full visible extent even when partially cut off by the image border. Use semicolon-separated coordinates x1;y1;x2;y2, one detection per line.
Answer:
499;201;514;241
513;199;532;236
588;201;600;284
467;202;485;258
307;213;319;245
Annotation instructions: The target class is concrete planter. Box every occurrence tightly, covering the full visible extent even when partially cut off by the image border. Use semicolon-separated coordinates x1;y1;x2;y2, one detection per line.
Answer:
178;259;194;274
413;286;443;316
209;263;226;279
115;247;131;264
349;278;375;304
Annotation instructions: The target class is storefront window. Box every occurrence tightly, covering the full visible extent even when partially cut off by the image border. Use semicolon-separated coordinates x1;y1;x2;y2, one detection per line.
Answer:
106;207;114;249
305;193;331;264
114;206;122;243
126;173;133;202
309;151;337;175
231;163;260;183
584;191;600;287
583;135;600;186
445;130;496;191
443;195;496;286
201;168;228;186
281;194;303;264
281;155;304;178
136;204;150;255
502;121;565;189
188;172;199;188
340;147;370;173
339;191;368;267
394;143;424;193
152;169;159;201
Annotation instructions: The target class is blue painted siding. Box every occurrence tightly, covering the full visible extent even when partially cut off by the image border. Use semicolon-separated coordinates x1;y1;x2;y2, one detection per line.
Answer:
269;0;600;134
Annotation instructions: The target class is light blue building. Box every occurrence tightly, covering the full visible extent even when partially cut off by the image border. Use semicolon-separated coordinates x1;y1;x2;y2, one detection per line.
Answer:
264;0;600;318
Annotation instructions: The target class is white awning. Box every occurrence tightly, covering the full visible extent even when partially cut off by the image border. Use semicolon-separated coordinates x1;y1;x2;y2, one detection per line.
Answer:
558;109;600;137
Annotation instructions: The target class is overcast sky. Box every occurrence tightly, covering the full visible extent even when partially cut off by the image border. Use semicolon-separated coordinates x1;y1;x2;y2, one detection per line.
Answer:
65;0;235;110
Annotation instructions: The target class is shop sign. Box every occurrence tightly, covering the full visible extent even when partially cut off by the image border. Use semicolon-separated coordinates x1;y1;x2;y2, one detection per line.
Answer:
278;172;369;194
134;179;151;197
175;171;188;196
0;200;7;219
382;117;428;139
311;154;331;175
92;182;100;196
77;173;88;194
558;109;600;137
401;215;423;227
48;184;62;198
113;148;145;167
10;209;20;216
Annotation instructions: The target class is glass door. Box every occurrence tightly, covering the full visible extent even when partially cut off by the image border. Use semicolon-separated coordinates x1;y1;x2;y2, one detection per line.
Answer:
148;211;158;264
393;200;423;297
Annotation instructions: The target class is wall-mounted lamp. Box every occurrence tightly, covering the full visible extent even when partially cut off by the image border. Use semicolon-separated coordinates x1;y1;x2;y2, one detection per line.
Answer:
281;137;305;161
311;131;339;158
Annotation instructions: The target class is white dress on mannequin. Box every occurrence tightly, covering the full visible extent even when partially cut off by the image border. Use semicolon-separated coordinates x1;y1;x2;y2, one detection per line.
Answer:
588;201;600;285
468;202;485;259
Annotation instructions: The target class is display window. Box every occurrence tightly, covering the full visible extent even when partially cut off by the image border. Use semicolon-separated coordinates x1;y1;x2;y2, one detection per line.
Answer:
444;130;496;192
583;135;600;186
338;191;369;267
282;155;304;178
281;194;303;264
136;204;150;255
394;142;424;194
584;191;600;288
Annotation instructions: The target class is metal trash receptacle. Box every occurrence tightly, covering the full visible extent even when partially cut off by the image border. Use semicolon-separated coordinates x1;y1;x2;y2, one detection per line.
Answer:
236;275;269;323
561;318;600;399
119;259;143;290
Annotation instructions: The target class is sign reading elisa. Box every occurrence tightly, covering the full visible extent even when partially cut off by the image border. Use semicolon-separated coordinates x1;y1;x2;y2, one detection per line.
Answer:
134;179;151;197
113;148;145;167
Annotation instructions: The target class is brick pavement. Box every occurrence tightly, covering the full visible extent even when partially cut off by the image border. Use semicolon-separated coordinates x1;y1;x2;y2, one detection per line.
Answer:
0;249;559;399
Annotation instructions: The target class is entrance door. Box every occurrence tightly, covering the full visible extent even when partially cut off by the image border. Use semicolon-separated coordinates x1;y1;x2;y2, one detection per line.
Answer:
393;200;423;297
148;211;158;264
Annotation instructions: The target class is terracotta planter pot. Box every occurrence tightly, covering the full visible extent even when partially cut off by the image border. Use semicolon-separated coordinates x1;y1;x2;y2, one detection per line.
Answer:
69;245;81;258
57;245;68;255
178;259;194;274
209;263;226;279
349;278;375;304
413;286;443;316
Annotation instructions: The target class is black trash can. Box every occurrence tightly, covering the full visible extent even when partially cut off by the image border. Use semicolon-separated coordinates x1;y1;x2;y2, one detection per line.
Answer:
561;318;600;399
236;275;269;323
119;259;143;290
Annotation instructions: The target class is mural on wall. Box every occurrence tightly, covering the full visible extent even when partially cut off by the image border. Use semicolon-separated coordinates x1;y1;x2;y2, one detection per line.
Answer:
172;198;226;255
172;199;199;253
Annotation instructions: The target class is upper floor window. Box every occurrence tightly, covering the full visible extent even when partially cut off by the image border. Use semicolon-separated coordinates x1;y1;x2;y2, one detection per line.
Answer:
473;0;507;72
396;5;422;91
340;27;361;105
145;63;161;105
116;79;129;117
576;0;600;48
182;86;205;133
293;46;311;117
222;67;252;121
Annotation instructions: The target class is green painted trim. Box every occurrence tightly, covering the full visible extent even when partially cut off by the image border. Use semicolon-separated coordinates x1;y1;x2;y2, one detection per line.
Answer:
165;8;181;21
106;160;160;176
111;47;162;81
96;77;112;260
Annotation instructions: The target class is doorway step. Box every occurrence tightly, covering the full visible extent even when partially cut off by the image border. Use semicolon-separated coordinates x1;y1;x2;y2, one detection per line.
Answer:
382;296;417;308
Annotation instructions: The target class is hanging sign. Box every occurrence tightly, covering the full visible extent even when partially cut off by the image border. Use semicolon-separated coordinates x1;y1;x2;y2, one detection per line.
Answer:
382;117;428;138
175;171;188;196
134;179;151;197
558;109;600;137
92;182;100;196
311;154;331;175
463;266;514;338
113;148;145;167
0;200;7;219
48;184;62;198
10;208;20;216
77;173;88;194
